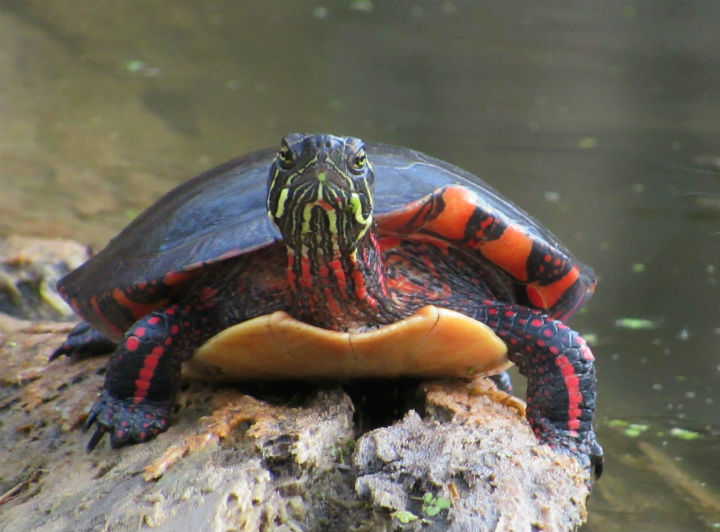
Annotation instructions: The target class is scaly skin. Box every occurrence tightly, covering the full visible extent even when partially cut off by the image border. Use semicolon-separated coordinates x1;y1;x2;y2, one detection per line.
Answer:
84;302;217;448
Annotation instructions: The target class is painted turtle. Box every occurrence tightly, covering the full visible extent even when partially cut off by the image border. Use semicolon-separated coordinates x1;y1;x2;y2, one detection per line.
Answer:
52;133;602;475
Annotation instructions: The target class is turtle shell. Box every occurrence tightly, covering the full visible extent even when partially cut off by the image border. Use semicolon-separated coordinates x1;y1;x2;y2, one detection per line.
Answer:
59;142;592;338
184;305;510;380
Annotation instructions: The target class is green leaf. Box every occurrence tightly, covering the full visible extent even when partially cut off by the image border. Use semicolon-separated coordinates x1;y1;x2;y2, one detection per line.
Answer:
422;493;451;517
391;510;418;524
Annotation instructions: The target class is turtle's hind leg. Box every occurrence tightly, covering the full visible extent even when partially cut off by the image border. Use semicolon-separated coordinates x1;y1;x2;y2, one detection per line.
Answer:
50;321;118;361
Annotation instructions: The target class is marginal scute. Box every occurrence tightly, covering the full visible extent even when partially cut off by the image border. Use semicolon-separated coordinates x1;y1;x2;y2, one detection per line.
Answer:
185;305;510;380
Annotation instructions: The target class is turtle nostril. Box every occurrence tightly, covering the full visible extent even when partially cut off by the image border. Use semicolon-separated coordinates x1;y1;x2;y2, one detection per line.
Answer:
325;140;332;148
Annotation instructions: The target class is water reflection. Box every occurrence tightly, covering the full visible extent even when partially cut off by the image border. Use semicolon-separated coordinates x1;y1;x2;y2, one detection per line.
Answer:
1;1;718;529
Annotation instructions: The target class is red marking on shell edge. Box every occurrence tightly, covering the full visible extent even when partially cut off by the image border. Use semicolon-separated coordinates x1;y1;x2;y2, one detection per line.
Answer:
112;288;162;320
170;324;179;335
134;327;146;338
528;267;581;316
90;295;123;337
163;270;194;286
147;316;160;325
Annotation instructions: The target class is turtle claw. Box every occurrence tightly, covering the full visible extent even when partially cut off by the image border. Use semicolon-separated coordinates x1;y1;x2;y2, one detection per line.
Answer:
535;424;604;481
86;426;108;452
83;390;170;451
589;440;604;480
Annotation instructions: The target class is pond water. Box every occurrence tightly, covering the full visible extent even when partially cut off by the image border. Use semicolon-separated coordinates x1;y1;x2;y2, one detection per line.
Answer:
1;1;719;529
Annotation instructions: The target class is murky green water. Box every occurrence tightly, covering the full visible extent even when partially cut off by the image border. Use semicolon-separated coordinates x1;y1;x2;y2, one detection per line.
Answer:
1;1;719;529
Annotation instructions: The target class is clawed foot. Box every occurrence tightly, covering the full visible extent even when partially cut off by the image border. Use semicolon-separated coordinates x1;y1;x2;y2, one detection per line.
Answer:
84;390;170;450
50;322;117;361
537;425;604;480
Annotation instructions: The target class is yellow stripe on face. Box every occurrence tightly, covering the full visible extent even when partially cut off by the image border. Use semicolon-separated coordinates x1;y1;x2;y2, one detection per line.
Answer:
350;193;371;225
274;187;290;218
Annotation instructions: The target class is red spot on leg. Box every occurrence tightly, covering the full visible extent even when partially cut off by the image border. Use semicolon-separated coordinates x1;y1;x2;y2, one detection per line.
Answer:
125;336;140;351
138;368;154;381
133;347;164;404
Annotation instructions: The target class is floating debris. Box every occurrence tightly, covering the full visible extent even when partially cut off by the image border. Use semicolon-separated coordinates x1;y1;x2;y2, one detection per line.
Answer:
670;427;701;441
632;263;646;273
608;419;649;438
544;190;561;203
614;317;660;330
577;137;597;149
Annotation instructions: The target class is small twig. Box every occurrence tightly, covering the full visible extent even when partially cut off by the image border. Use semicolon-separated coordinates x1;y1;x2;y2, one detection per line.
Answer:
0;470;42;506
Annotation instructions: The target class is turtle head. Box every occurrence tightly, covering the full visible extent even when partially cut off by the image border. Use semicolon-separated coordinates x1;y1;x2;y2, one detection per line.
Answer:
267;133;375;255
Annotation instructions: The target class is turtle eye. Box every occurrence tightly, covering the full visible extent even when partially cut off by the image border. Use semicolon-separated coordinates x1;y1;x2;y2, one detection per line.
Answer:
278;144;294;169
350;149;367;174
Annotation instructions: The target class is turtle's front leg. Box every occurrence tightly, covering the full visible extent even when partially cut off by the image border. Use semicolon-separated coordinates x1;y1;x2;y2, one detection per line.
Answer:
85;302;222;450
480;303;604;478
